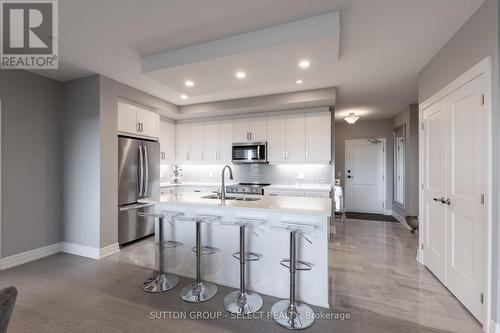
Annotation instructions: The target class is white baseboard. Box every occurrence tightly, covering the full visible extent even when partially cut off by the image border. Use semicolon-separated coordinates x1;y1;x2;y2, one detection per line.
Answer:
99;243;120;258
0;242;63;270
384;209;393;215
62;242;120;259
488;319;499;333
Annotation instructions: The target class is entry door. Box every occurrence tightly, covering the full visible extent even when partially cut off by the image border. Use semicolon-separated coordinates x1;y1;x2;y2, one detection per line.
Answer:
345;139;385;213
422;74;485;322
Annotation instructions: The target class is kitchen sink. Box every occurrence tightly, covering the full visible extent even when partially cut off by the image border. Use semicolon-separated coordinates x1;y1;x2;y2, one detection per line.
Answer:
202;194;261;202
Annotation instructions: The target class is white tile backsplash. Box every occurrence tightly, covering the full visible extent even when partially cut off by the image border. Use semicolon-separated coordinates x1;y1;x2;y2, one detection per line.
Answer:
161;163;332;185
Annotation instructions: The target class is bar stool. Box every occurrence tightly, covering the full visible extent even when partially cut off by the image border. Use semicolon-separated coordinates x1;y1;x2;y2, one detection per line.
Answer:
138;211;183;293
179;214;220;303
271;222;316;330
221;218;264;315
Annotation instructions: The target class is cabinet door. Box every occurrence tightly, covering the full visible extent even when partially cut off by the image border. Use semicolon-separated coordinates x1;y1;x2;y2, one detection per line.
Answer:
283;190;305;197
176;123;191;162
304;191;330;198
285;114;306;161
118;104;138;134
306;112;331;162
137;109;159;138
267;116;286;162
249;117;268;142
204;121;219;162
190;122;204;161
159;120;169;164
165;121;176;162
234;119;250;143
218;120;234;162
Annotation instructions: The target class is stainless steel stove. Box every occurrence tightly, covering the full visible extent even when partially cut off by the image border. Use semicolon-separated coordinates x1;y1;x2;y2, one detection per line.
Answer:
226;183;271;195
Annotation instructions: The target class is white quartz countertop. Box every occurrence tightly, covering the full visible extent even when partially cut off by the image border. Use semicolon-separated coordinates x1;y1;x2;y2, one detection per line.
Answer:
266;184;332;191
142;192;332;217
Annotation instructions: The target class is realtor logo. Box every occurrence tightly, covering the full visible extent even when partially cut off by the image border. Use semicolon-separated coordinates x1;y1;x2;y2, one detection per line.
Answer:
1;0;58;69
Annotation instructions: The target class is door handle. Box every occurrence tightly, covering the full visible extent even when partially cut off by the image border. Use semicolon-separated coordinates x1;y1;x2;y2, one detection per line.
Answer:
143;144;149;196
138;145;144;197
444;198;451;205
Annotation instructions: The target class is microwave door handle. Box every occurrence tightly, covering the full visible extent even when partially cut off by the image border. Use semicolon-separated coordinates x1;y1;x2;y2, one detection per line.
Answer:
138;144;144;197
257;145;260;160
143;144;149;197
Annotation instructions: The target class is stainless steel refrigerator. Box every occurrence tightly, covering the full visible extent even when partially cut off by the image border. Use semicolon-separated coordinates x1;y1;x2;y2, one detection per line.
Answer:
118;136;160;245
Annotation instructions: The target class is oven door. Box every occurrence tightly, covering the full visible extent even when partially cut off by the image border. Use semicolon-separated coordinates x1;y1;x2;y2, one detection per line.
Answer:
232;142;267;163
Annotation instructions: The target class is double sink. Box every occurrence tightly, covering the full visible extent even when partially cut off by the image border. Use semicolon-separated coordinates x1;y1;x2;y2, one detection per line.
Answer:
202;194;261;202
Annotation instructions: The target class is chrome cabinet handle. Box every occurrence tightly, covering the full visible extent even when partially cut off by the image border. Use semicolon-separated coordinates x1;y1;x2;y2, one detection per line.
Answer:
445;198;451;205
136;123;140;132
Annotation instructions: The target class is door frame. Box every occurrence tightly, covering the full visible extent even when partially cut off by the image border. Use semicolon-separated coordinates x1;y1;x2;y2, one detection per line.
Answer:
419;57;492;327
344;138;387;214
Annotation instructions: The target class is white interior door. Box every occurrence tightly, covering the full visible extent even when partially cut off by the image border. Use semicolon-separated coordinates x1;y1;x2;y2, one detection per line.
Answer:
345;139;385;214
422;73;485;322
422;100;448;283
445;75;485;321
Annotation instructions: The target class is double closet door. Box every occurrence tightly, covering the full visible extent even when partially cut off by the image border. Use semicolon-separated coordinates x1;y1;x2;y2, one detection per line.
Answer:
422;73;486;322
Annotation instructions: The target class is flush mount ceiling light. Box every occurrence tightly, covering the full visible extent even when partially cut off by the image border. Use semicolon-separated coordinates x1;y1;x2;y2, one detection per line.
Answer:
344;113;359;124
185;80;194;87
299;60;310;68
296;79;303;84
236;71;246;79
181;94;188;100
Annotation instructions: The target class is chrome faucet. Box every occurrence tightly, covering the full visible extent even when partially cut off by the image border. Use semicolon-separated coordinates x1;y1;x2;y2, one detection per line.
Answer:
221;165;234;205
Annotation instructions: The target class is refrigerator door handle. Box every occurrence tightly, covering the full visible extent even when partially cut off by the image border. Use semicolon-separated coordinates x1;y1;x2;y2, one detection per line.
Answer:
119;203;154;211
138;144;144;197
144;144;149;197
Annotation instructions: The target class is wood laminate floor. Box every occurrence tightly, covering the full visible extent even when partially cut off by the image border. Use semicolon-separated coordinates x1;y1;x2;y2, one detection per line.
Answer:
0;218;482;332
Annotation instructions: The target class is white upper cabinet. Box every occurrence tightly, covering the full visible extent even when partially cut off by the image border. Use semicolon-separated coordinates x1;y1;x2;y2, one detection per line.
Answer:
204;121;219;162
159;119;175;164
268;111;331;163
234;117;267;142
285;113;306;161
176;120;234;164
118;102;159;139
218;120;234;162
268;116;287;162
190;122;204;161
306;111;331;162
176;123;191;162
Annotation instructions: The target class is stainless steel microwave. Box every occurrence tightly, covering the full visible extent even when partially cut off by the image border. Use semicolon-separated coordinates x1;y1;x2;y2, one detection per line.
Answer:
232;142;268;164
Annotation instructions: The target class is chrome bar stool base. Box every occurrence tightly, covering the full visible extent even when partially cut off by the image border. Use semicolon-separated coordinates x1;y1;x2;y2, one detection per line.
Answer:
180;281;217;303
224;290;263;315
271;300;315;330
143;271;179;293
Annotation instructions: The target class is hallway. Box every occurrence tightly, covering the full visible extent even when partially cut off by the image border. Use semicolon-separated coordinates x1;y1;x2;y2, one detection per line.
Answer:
330;218;483;332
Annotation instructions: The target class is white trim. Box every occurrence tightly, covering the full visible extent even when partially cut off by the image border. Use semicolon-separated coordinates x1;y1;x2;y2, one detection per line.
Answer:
344;138;387;214
99;243;120;258
62;242;120;259
384;209;393;215
0;243;62;270
488;319;498;333
419;57;492;328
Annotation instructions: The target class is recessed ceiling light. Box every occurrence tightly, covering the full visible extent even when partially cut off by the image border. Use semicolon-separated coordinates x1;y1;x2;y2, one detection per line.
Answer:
299;60;310;68
296;80;303;84
181;94;188;100
185;80;194;87
236;71;246;79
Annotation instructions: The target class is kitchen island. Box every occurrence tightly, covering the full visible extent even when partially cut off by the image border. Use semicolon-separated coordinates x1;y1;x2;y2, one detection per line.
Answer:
141;192;331;308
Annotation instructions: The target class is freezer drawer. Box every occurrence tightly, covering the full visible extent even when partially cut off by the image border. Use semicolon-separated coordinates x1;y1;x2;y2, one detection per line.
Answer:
118;203;155;245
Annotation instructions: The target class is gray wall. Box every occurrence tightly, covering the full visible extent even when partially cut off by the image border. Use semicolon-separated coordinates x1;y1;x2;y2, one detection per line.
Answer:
335;119;394;212
418;0;499;323
392;104;419;218
0;70;63;257
62;75;101;248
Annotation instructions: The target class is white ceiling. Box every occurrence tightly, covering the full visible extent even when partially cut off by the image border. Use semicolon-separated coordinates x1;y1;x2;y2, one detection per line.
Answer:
41;0;485;120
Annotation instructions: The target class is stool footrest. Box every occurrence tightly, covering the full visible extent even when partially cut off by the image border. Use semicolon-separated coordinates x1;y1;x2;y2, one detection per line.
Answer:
280;259;313;271
232;251;262;262
191;246;218;255
155;240;183;249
